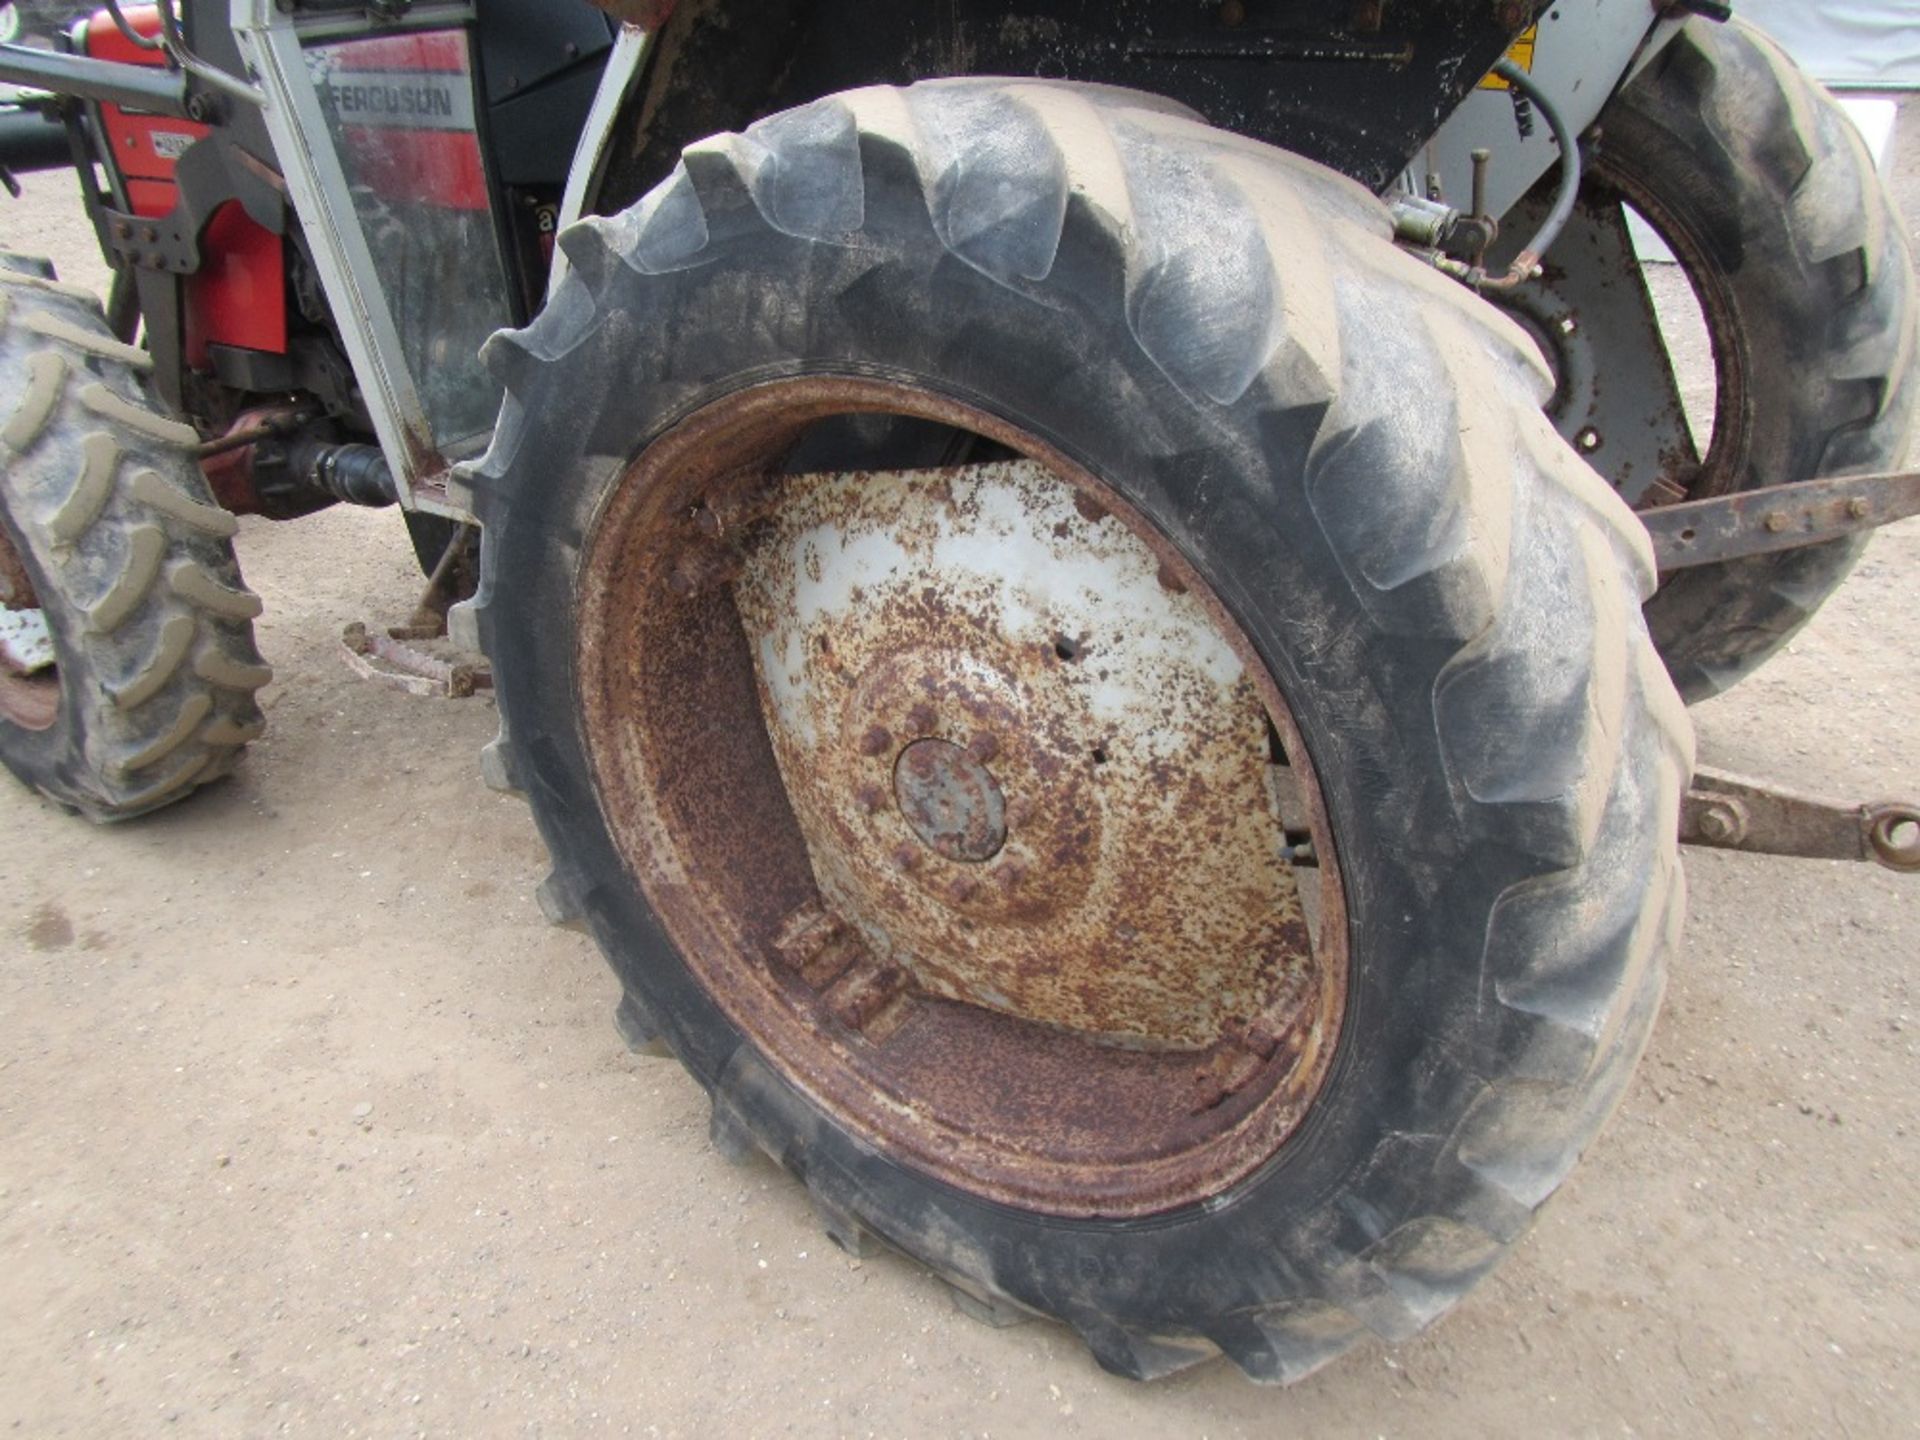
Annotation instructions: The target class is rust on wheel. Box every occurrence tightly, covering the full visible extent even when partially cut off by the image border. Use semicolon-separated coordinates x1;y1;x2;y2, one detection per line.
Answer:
576;378;1348;1218
0;525;57;732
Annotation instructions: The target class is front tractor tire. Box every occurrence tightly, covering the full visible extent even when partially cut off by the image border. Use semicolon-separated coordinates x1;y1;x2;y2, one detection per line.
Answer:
0;257;269;819
468;82;1692;1382
1503;17;1919;704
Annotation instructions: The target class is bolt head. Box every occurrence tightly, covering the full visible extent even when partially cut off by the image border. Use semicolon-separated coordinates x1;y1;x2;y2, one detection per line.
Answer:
891;845;922;873
1847;497;1872;520
946;875;980;904
856;784;887;815
1763;510;1791;533
857;726;892;758
966;732;1000;763
906;703;937;735
1699;806;1737;842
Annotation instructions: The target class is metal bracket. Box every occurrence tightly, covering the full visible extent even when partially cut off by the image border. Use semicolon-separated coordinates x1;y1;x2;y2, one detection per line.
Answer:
1644;469;1920;573
340;622;490;699
1681;767;1920;873
100;207;198;273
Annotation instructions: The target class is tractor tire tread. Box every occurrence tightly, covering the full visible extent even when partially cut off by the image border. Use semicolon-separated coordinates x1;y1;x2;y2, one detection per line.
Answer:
0;252;269;819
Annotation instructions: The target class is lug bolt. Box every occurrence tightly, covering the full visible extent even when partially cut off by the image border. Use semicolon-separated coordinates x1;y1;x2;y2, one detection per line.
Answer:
947;875;979;904
907;704;937;734
995;860;1027;894
856;784;887;814
967;732;1000;763
857;726;892;757
891;845;922;873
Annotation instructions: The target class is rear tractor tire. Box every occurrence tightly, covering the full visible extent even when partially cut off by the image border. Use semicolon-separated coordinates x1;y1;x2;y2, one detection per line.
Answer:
468;82;1692;1382
0;256;269;819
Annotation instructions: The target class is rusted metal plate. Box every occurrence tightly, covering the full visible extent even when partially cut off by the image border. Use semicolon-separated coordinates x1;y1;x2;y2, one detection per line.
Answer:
1644;470;1920;573
730;459;1310;1052
1683;766;1920;873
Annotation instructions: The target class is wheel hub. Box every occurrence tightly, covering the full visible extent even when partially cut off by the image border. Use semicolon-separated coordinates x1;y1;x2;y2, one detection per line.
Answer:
893;738;1007;863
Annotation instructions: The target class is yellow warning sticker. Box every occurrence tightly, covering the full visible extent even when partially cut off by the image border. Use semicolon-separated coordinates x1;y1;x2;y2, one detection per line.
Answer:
1478;24;1538;89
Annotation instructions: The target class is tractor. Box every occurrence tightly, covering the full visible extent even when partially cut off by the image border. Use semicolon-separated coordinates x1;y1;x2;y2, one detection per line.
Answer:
2;0;1916;1383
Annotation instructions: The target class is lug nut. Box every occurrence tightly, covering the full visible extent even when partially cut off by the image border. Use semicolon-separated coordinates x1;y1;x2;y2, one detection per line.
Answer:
995;860;1027;894
891;845;922;873
967;732;1000;763
856;784;887;814
907;704;937;735
857;726;892;757
946;875;979;904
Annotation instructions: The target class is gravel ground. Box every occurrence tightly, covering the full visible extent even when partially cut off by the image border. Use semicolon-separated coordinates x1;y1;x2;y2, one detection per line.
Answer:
1;68;1917;1440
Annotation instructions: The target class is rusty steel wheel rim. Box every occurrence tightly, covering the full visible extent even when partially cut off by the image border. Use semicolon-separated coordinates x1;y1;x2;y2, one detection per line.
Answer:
0;525;58;732
576;377;1349;1218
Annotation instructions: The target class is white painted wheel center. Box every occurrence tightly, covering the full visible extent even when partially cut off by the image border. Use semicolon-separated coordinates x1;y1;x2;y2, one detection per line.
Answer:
731;458;1311;1051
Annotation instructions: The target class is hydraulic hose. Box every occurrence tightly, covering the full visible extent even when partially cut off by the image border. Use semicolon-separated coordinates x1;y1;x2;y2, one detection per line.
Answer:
1475;56;1582;291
